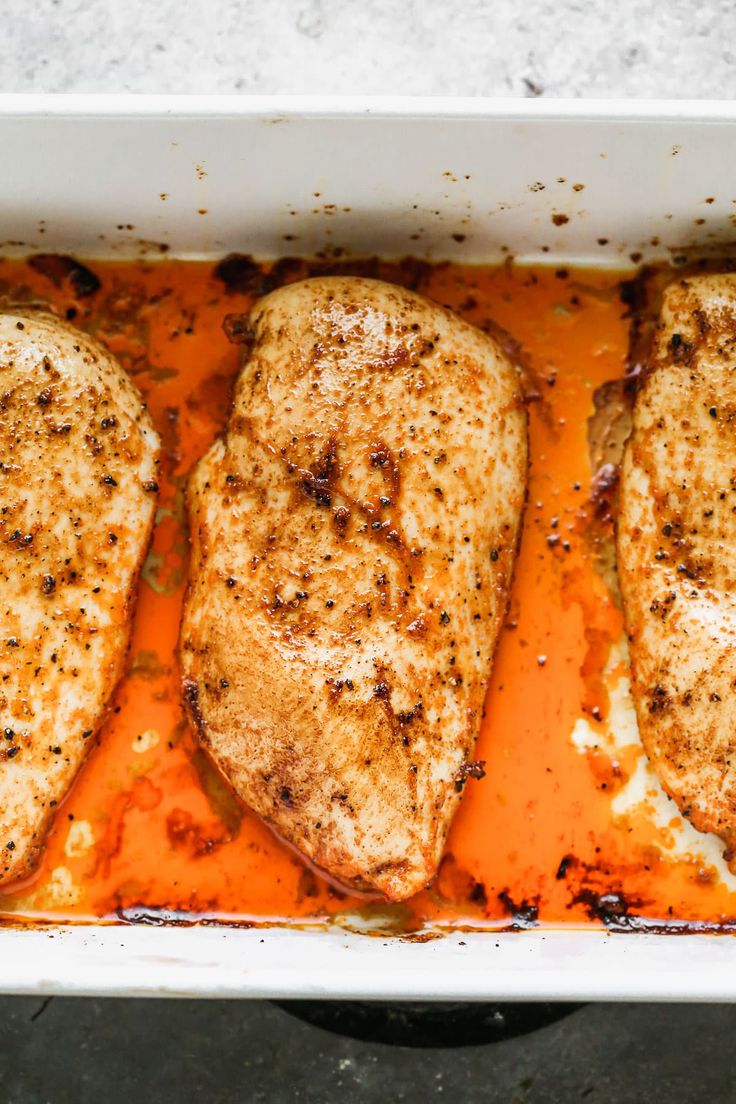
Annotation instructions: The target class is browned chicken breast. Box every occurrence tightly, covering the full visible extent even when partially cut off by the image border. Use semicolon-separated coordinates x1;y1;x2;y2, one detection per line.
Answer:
618;274;736;862
0;310;159;885
180;276;527;900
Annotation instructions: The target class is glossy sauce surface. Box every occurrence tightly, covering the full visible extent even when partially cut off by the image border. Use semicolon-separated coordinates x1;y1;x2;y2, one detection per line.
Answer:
1;255;735;933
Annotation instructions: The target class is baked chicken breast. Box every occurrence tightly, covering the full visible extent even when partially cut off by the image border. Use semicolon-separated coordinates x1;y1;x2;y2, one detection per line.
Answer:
618;274;736;862
180;276;527;900
0;310;159;886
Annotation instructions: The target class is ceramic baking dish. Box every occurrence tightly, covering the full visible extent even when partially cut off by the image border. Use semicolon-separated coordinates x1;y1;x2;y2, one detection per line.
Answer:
1;94;736;1002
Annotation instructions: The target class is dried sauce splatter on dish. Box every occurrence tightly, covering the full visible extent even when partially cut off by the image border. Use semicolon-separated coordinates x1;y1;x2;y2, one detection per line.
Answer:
2;253;736;933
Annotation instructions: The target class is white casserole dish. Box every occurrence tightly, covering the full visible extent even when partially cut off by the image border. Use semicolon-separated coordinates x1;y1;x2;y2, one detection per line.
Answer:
1;94;736;1002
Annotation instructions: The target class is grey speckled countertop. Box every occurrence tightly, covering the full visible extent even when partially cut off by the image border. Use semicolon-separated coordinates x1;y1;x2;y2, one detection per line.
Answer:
2;0;736;98
1;4;736;1101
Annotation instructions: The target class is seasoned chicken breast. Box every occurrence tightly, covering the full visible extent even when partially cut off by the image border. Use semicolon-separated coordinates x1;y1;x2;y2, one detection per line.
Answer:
0;310;159;886
180;276;527;900
618;274;736;862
